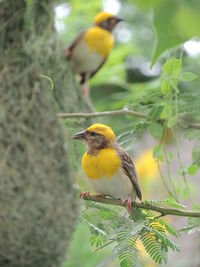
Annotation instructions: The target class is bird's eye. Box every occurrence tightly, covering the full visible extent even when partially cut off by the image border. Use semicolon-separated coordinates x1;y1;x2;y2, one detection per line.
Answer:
90;131;97;136
108;18;114;23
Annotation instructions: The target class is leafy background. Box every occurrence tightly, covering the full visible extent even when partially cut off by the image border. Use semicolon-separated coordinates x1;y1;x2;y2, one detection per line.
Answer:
54;0;200;266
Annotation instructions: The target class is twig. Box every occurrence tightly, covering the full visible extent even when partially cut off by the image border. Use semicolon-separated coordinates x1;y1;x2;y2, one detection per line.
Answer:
82;195;200;218
157;160;174;199
172;128;195;205
58;109;146;119
57;109;200;130
179;122;200;130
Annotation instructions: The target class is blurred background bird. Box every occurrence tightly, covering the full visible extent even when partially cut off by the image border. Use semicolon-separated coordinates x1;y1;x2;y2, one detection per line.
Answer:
65;12;123;97
73;123;142;213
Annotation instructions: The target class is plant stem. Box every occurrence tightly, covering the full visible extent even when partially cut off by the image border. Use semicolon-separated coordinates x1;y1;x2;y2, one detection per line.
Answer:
58;109;146;119
172;129;195;205
82;195;200;218
57;109;200;130
157;160;174;198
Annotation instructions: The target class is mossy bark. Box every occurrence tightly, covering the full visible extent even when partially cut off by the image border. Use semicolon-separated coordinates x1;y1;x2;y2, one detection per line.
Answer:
0;1;88;266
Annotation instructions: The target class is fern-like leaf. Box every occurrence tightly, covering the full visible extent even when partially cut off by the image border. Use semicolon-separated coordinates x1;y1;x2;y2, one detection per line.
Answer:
156;218;179;237
81;200;180;266
140;218;179;264
144;199;186;209
140;231;167;264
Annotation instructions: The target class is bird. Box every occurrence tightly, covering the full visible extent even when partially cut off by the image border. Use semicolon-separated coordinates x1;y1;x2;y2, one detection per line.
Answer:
65;12;123;96
73;123;142;213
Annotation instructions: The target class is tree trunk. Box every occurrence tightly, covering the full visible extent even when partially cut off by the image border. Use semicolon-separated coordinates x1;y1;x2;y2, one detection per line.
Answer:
0;1;88;266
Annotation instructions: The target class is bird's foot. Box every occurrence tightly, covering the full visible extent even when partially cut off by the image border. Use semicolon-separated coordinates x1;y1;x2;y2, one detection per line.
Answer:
81;83;90;98
64;48;70;58
122;196;132;214
80;191;90;199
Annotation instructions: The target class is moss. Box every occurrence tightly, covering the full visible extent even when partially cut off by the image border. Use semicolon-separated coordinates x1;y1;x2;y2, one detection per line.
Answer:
0;1;90;266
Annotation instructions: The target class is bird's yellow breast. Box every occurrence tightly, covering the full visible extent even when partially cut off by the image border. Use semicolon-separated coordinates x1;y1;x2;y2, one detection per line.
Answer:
84;26;114;57
82;148;121;179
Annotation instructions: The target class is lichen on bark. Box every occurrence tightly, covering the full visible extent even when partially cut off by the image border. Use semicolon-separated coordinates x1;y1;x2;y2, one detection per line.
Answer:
0;1;88;266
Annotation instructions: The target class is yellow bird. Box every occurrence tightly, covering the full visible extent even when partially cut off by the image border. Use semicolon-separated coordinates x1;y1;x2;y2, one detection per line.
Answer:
65;12;123;87
73;123;142;212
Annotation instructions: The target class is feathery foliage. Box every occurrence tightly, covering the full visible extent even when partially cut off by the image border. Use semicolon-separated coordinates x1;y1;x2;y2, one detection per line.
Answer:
81;201;179;266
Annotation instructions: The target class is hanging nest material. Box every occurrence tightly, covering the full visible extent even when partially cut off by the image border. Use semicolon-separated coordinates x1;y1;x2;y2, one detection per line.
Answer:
0;1;90;266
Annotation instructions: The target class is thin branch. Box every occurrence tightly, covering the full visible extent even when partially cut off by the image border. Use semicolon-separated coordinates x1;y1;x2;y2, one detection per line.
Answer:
58;109;146;119
179;122;200;130
157;160;174;199
82;195;200;218
57;109;200;130
172;128;195;205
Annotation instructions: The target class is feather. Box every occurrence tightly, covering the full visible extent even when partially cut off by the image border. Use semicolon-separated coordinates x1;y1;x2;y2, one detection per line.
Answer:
65;30;86;59
117;147;142;201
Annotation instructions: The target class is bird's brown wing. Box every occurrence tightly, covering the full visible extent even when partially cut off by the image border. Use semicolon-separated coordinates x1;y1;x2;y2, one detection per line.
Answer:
65;30;86;59
89;56;108;79
118;148;142;201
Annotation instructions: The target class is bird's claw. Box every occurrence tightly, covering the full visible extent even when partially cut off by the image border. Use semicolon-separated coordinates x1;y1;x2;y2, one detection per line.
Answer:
80;191;90;199
64;48;70;58
122;196;132;214
81;84;89;98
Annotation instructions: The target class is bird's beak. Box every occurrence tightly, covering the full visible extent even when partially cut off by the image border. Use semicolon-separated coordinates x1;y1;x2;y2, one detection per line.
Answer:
73;130;86;140
115;17;124;23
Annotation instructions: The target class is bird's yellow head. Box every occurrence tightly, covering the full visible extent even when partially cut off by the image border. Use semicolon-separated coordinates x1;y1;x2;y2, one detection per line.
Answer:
93;12;123;32
73;123;116;153
87;123;115;140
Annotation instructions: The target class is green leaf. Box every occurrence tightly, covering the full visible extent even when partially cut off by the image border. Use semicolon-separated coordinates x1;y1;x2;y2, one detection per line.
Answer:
152;1;180;65
184;129;200;141
40;75;54;90
131;0;160;10
173;5;200;39
161;79;171;95
152;0;200;64
161;103;171;119
153;144;163;160
26;0;32;6
144;198;186;210
82;200;180;266
162;58;182;77
179;72;197;82
147;105;164;120
183;187;189;199
140;218;179;264
179;225;195;233
148;122;163;139
177;166;188;176
188;164;198;176
170;79;179;92
167;117;177;128
192;142;200;166
169;151;173;161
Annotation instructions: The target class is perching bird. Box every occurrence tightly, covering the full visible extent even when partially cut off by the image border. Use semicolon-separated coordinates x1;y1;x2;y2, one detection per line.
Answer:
73;123;142;213
65;12;123;92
